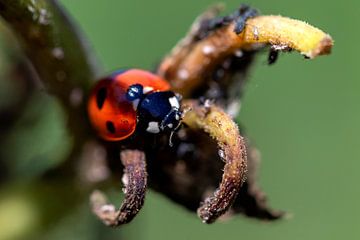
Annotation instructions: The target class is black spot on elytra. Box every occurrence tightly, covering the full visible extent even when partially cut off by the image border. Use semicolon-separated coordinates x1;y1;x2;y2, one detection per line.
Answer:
96;87;107;110
106;121;116;134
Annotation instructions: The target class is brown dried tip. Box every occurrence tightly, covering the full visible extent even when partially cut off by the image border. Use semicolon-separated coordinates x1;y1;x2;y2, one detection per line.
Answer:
90;150;147;226
158;14;333;97
181;100;247;223
243;16;333;58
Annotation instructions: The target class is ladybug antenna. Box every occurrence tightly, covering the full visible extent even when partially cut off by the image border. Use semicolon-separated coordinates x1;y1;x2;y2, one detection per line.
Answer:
168;110;182;147
169;130;175;147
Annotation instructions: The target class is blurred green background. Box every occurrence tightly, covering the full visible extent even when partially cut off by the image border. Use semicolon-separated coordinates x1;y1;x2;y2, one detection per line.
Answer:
0;0;359;239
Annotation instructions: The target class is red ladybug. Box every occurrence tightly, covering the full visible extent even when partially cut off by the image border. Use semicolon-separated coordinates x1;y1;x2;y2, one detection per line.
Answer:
88;69;182;141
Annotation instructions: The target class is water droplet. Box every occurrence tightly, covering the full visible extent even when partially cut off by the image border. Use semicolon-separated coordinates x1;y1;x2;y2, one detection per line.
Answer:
27;6;35;13
218;149;225;159
122;173;129;186
69;88;83;107
100;204;115;213
52;47;64;60
234;50;244;57
202;45;215;55
253;26;259;40
38;9;50;25
177;69;189;80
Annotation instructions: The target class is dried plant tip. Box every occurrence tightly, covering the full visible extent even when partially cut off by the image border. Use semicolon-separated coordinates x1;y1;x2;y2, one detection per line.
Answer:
243;16;333;58
90;150;147;226
158;12;333;96
90;190;118;226
181;100;247;223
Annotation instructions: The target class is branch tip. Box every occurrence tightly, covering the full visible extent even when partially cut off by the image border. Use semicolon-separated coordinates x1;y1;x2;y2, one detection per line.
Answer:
182;100;247;223
90;150;147;227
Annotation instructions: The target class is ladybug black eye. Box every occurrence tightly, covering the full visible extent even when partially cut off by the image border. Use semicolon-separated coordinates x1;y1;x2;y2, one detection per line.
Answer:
106;121;116;134
96;87;107;110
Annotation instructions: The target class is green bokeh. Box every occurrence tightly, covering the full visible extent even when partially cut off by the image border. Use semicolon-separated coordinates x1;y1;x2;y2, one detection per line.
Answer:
52;0;360;239
1;0;359;239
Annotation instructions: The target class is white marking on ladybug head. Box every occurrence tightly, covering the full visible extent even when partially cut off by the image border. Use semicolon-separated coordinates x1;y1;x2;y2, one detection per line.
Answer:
167;123;174;129
143;86;153;94
169;96;180;109
132;99;140;110
146;121;160;134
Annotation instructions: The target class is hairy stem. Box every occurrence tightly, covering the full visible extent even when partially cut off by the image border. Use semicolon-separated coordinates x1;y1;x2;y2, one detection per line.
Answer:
182;99;247;223
158;14;333;97
90;150;147;226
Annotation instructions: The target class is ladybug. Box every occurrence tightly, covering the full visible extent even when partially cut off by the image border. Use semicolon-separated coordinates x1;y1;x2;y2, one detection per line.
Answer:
88;69;182;141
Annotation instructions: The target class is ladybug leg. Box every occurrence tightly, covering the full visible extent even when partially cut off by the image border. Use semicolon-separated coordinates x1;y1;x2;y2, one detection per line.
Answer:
196;4;258;39
90;150;147;226
233;4;259;34
268;47;279;65
196;15;232;40
267;44;293;65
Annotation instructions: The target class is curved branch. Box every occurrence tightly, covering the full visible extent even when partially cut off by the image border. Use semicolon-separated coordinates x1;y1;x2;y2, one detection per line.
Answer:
158;14;333;97
181;99;247;223
90;150;147;226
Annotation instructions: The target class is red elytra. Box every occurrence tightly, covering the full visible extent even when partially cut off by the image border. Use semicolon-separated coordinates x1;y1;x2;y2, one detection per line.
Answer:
87;69;171;141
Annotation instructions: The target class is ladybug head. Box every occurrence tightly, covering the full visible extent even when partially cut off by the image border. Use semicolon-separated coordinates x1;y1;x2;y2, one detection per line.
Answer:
133;89;182;134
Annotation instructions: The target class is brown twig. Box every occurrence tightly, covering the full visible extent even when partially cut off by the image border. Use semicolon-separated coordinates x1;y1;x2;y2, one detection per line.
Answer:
181;99;247;223
158;14;333;97
90;150;147;226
